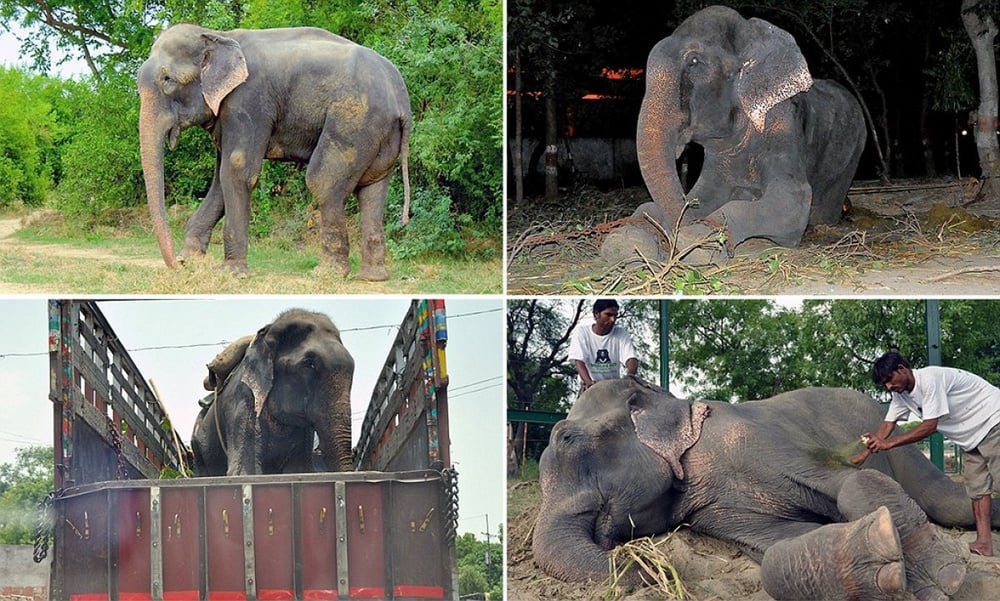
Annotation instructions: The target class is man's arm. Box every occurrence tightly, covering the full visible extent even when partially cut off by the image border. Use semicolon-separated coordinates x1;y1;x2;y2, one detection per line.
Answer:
575;360;595;390
865;418;939;452
850;420;896;465
625;357;638;376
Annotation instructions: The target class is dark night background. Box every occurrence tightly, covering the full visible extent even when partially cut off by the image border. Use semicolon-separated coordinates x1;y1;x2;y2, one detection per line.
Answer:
507;0;991;195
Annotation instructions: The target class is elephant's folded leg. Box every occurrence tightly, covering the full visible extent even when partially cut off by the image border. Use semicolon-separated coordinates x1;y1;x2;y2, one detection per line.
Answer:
760;506;905;601
838;469;968;600
599;216;669;265
599;201;726;266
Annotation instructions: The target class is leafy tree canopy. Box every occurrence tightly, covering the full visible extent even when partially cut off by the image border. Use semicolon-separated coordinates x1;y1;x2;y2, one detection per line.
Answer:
0;445;53;545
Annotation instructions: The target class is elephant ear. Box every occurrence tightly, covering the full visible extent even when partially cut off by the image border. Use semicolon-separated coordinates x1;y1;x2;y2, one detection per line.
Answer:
205;334;255;391
200;32;248;116
629;393;710;481
736;17;813;132
239;329;274;418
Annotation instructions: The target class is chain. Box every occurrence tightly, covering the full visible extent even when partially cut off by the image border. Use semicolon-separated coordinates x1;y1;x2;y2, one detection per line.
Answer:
33;491;56;563
441;466;459;543
107;413;128;480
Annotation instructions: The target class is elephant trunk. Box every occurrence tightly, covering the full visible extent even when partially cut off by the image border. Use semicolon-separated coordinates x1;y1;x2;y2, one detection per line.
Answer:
533;493;634;584
636;57;690;228
138;83;179;269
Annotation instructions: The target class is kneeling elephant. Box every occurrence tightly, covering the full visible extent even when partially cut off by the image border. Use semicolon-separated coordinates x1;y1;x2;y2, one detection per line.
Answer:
533;377;998;600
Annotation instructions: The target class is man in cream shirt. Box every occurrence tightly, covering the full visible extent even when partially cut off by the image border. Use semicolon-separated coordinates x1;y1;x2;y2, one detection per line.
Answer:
854;351;1000;557
568;299;638;392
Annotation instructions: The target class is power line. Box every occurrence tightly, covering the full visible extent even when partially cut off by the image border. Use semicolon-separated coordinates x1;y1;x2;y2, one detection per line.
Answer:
0;307;503;360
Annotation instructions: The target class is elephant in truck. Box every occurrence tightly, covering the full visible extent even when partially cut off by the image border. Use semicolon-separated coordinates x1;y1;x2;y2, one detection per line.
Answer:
191;309;354;476
532;377;1000;600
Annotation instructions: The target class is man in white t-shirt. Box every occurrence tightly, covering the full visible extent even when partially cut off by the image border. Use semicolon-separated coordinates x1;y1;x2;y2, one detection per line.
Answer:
853;351;1000;557
567;299;638;392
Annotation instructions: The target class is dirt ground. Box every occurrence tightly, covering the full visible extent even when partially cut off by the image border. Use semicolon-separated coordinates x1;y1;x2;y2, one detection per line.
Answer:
507;479;1000;601
507;178;1000;295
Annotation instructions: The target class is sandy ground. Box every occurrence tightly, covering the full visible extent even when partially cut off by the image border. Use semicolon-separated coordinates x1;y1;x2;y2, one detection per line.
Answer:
507;178;1000;295
507;479;1000;601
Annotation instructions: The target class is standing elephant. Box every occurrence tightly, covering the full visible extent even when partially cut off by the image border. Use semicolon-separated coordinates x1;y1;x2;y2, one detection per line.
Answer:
191;309;354;476
138;24;411;280
601;5;865;265
532;377;1000;600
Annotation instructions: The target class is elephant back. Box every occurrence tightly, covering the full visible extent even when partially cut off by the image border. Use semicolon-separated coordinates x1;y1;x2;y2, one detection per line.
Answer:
204;334;255;391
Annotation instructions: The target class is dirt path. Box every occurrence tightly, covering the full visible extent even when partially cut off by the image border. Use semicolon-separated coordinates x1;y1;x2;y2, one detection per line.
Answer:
0;212;165;293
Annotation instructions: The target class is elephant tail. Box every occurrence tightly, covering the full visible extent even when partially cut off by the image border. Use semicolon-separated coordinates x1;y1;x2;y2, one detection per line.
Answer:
399;114;411;227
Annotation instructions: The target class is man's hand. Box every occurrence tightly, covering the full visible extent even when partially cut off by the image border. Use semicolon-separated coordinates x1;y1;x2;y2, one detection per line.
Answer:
862;432;894;453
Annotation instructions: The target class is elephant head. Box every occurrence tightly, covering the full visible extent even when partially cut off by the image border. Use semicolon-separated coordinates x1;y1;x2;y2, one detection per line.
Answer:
533;377;710;583
637;5;812;226
192;309;355;475
137;24;249;268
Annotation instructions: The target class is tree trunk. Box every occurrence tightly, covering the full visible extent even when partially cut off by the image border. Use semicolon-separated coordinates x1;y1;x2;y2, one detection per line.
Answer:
544;91;559;202
920;36;938;177
513;46;525;206
962;0;1000;202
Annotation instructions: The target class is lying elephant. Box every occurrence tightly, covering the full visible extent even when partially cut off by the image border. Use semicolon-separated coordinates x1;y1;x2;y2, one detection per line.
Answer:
601;5;865;266
191;309;354;476
533;377;1000;600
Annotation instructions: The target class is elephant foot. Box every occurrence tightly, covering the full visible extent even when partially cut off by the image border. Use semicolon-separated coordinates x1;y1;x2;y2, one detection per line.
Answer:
600;202;670;265
760;506;905;601
673;223;728;266
900;522;968;600
221;259;250;278
357;264;390;282
600;219;668;265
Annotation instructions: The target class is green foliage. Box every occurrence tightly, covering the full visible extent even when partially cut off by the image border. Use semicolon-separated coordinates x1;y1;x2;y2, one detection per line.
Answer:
0;446;53;545
0;0;501;247
387;185;469;259
360;0;503;224
0;67;62;207
455;530;502;599
53;71;146;221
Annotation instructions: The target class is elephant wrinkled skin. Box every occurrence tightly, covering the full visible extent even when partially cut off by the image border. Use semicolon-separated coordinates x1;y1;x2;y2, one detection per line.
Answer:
533;377;999;600
191;309;354;476
602;5;866;266
138;24;411;280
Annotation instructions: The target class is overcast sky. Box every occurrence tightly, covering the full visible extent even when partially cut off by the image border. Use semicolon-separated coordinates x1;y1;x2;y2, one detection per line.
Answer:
0;297;504;539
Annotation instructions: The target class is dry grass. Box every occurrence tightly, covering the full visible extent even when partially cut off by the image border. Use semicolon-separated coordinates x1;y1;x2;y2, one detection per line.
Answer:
606;534;690;600
506;184;1000;295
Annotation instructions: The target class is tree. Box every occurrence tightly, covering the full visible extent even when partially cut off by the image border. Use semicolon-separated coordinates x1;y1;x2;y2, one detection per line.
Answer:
454;530;502;599
0;67;65;207
961;0;1000;202
506;298;584;473
0;446;54;545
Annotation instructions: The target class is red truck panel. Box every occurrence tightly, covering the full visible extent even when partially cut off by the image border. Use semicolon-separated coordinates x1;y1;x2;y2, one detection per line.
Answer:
51;472;452;601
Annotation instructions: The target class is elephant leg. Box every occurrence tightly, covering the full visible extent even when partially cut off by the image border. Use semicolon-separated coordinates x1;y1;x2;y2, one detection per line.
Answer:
306;138;367;278
887;446;1000;529
181;153;225;259
219;132;267;274
760;506;906;601
707;178;812;248
838;469;968;601
355;178;390;281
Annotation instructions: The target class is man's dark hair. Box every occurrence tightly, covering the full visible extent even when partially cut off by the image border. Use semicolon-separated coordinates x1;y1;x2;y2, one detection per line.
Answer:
593;299;619;314
872;351;911;385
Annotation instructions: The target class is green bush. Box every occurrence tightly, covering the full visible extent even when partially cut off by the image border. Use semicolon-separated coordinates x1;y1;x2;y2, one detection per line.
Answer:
0;67;60;208
387;185;469;259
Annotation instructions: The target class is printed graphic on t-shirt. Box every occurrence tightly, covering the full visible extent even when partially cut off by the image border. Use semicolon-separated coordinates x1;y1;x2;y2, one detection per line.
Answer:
590;348;617;376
